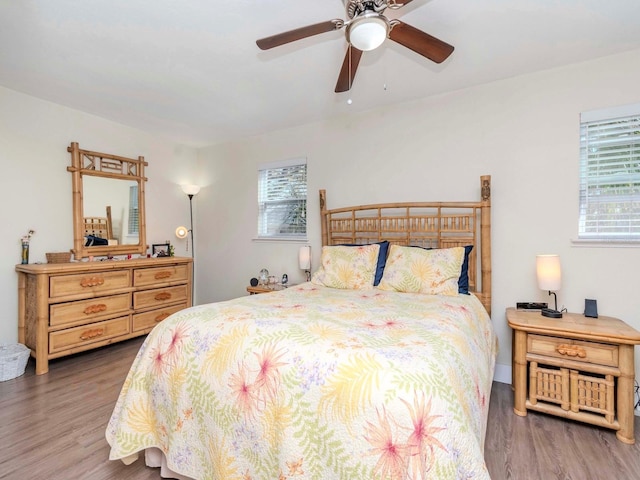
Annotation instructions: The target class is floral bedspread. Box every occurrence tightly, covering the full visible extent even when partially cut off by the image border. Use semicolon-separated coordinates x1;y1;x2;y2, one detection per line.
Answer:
106;283;498;480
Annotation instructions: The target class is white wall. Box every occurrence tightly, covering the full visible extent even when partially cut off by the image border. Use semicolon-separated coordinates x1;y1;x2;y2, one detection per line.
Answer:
2;48;639;383
0;86;198;343
196;48;640;383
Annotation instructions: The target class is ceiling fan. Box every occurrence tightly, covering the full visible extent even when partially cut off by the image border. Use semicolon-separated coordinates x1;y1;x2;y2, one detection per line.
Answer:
256;0;454;93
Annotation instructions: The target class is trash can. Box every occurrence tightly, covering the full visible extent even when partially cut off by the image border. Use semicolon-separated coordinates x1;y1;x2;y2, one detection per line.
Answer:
0;343;30;381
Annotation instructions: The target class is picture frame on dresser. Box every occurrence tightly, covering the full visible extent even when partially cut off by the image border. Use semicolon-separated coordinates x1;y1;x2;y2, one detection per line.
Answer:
152;243;170;256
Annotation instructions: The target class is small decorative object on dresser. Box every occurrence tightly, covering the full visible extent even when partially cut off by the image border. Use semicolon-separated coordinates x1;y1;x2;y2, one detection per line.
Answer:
20;229;35;265
46;252;72;264
507;307;640;444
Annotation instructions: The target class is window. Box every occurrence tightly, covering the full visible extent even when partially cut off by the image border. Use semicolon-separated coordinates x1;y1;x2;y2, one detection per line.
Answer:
579;105;640;242
258;158;307;239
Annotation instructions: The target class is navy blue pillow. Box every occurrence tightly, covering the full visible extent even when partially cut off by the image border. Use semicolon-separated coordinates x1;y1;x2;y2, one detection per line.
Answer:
458;245;473;295
413;245;473;294
338;241;390;286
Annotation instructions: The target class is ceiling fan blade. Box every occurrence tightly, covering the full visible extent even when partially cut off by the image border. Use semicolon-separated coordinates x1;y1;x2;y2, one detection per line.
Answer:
256;19;343;50
388;21;454;63
335;45;363;93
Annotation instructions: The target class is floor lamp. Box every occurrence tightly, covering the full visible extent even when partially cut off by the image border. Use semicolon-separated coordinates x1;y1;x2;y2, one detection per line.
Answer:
178;184;200;305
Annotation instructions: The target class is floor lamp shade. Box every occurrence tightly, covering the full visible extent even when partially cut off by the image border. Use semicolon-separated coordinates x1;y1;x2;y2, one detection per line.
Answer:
175;226;188;239
181;184;201;196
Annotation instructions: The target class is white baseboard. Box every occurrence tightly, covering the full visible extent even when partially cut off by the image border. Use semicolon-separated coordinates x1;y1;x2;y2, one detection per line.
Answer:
493;363;511;384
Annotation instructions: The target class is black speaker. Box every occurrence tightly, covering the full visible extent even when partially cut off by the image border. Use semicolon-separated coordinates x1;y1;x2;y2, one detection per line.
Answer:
584;299;598;318
250;277;259;287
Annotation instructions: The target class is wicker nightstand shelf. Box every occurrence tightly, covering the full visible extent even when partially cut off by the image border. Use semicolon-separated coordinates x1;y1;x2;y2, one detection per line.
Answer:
507;307;640;444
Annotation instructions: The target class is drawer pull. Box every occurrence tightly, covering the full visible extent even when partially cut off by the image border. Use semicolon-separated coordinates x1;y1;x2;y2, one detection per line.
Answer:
155;292;172;301
79;328;105;341
154;271;172;280
80;276;105;288
155;313;170;323
83;303;107;315
556;344;587;358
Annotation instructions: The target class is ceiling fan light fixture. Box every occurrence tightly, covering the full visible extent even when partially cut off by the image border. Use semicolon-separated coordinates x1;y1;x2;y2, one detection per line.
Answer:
347;14;389;51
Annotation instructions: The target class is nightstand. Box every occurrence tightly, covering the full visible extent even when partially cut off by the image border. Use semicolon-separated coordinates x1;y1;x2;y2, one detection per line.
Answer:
507;307;640;443
246;284;288;295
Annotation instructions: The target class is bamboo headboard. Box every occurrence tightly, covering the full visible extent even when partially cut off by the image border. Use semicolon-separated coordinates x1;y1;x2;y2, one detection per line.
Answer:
319;175;492;315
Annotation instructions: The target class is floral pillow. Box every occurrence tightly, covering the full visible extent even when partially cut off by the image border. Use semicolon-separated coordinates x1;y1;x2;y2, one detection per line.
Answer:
311;244;380;290
377;245;465;295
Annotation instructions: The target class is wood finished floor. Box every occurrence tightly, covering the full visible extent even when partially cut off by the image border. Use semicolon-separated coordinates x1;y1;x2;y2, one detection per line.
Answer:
1;338;640;480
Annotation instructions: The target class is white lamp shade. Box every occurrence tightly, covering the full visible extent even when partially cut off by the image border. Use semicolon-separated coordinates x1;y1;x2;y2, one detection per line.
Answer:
181;184;201;196
536;254;561;291
175;226;188;239
299;245;311;270
347;15;388;51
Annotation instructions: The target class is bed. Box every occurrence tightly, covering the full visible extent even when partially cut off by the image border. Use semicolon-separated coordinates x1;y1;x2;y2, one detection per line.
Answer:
106;175;497;479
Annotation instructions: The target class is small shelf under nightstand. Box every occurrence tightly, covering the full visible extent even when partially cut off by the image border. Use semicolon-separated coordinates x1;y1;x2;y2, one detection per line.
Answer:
506;307;640;444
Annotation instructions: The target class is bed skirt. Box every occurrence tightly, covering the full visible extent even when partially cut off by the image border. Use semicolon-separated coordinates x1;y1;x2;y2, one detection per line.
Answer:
125;448;194;480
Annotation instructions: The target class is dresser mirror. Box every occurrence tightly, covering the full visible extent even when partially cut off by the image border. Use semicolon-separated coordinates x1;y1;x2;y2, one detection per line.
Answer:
68;142;147;259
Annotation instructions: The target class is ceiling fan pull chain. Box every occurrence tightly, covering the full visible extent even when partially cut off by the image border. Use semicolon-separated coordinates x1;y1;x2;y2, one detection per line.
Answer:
348;45;352;91
347;44;353;104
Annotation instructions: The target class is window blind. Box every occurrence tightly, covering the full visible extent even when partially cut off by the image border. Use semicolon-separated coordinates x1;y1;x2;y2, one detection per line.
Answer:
579;111;640;241
258;159;307;239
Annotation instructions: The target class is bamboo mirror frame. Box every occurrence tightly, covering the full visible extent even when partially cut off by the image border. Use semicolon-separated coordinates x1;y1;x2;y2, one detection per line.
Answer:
67;142;148;259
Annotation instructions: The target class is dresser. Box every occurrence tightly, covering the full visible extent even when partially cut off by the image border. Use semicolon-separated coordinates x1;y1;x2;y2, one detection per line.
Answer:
16;256;193;375
507;307;640;444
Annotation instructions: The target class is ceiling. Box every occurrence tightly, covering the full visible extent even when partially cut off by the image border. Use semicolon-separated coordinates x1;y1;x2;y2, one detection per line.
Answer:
1;0;640;148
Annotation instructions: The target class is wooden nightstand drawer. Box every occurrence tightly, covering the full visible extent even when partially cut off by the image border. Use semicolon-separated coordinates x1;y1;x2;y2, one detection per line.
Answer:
50;270;131;298
528;334;619;367
133;265;189;287
50;293;131;328
49;316;130;353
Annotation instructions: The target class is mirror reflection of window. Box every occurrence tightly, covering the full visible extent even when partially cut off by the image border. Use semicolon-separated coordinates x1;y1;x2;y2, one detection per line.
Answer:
128;185;139;234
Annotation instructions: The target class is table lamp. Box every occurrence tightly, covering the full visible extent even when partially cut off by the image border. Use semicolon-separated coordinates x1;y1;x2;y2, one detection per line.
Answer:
536;254;562;318
299;245;311;282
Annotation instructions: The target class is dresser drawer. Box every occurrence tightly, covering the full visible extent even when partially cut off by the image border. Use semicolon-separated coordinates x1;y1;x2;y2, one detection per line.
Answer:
132;304;187;332
50;270;131;298
49;316;130;353
133;285;188;310
50;293;131;328
528;334;619;367
133;265;189;287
